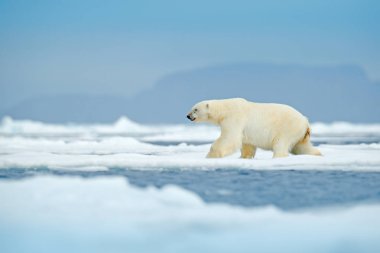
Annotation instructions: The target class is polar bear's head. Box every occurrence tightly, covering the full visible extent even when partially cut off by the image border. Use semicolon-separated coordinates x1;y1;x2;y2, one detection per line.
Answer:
187;98;247;124
187;101;210;122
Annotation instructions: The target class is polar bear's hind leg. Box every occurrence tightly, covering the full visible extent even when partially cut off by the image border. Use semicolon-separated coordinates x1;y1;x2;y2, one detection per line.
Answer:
291;141;321;156
272;141;291;158
291;128;322;156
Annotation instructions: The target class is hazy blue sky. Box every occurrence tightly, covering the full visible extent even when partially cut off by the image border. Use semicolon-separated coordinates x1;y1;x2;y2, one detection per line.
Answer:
1;0;379;110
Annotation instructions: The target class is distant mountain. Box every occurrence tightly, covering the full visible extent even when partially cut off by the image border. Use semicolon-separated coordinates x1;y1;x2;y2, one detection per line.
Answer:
2;63;380;123
127;63;380;123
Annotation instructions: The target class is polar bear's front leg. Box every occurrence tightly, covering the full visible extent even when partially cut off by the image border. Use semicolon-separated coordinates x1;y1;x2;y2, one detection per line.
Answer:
207;145;225;158
207;130;242;158
240;144;256;159
207;140;239;158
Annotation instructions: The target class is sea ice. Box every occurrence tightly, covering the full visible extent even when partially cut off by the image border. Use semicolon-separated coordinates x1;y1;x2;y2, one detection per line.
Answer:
0;176;379;253
1;117;380;171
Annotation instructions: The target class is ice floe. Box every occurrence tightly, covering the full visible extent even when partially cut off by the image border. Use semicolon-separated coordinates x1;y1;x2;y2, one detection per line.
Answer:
0;176;379;253
0;116;380;171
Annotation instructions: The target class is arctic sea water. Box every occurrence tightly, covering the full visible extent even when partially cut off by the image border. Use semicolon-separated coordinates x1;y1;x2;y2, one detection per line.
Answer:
1;117;380;253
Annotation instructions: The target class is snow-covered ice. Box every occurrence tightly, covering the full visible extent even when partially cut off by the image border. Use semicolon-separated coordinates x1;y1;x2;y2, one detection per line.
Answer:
1;117;380;171
0;176;380;253
1;138;380;171
1;116;380;253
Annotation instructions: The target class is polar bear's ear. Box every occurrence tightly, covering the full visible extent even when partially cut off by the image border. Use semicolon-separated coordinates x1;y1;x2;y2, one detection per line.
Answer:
206;103;209;109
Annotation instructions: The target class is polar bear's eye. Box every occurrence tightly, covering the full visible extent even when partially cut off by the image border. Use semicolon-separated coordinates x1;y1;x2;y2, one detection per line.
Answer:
194;109;198;112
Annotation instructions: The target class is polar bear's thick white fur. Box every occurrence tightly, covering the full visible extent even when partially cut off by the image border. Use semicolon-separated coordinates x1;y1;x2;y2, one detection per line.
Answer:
187;98;321;158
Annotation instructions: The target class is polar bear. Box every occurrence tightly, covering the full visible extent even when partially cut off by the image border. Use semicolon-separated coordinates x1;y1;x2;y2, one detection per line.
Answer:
186;98;321;158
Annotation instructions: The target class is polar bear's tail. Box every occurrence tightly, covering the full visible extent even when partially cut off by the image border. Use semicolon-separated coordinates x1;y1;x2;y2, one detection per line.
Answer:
292;127;322;156
302;127;311;143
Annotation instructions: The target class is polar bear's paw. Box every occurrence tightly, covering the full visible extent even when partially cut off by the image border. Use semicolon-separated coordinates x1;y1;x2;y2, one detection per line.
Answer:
240;144;256;159
206;149;224;158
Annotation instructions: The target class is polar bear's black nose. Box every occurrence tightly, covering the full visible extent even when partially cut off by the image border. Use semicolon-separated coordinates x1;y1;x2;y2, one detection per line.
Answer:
187;114;195;121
